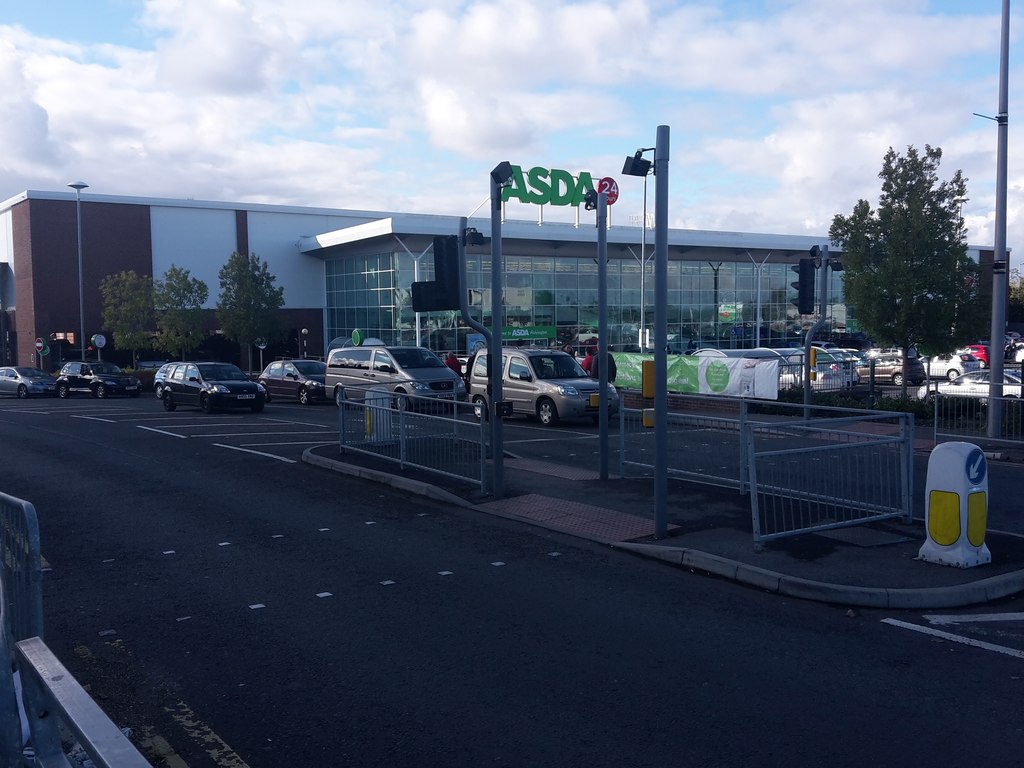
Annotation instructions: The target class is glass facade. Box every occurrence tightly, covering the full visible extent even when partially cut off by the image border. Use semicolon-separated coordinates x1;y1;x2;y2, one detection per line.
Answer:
326;251;848;354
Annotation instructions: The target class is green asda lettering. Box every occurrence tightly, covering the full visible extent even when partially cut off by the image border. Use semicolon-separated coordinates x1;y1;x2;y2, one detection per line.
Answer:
501;166;596;207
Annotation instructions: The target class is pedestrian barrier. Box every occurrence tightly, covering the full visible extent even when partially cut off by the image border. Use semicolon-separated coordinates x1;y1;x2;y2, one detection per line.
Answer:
336;390;488;492
931;392;1024;447
744;411;913;543
0;491;150;766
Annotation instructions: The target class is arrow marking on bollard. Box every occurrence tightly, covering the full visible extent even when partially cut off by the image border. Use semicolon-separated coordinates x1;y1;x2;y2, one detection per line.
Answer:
882;619;1024;659
923;612;1024;626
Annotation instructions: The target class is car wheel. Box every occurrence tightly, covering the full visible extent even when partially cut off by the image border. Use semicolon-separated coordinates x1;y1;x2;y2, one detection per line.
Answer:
263;388;272;403
892;373;904;387
57;383;70;399
334;387;345;406
200;393;214;413
154;383;164;398
392;390;409;411
162;393;176;411
537;397;559;426
16;384;28;399
94;384;106;398
298;387;310;405
947;369;960;381
472;395;488;421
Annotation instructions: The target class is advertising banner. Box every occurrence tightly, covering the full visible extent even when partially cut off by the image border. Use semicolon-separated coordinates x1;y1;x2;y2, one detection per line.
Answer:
614;354;780;400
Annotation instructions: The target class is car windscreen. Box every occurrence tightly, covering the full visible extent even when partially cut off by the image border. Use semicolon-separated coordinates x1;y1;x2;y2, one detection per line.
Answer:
91;363;124;375
388;348;444;369
293;360;326;375
198;364;247;381
531;354;586;379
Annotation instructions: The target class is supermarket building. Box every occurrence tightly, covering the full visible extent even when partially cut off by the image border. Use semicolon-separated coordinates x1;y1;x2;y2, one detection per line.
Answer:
0;188;992;369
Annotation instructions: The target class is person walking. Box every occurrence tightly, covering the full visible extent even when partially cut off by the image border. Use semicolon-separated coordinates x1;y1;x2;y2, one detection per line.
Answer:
591;350;617;383
580;346;597;375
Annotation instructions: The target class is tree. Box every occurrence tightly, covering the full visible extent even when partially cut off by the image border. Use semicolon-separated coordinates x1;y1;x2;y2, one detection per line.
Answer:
153;265;209;361
99;270;154;367
1009;268;1024;324
217;252;285;371
829;145;986;394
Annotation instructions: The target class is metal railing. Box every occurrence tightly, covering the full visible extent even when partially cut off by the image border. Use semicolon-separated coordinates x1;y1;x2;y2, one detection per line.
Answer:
931;392;1024;446
744;413;913;543
336;388;488;492
1;491;151;767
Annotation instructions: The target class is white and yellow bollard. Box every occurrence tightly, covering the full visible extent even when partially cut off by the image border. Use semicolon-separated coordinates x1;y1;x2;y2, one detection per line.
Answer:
919;441;991;568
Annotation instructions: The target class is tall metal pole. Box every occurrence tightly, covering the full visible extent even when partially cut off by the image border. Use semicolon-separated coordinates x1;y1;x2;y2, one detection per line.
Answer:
639;174;647;350
68;181;89;362
988;0;1010;438
489;167;507;497
596;191;610;479
653;125;670;538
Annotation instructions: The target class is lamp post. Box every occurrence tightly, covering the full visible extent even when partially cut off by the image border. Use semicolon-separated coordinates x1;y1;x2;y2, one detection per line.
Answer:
622;149;655;349
301;328;309;358
68;181;88;361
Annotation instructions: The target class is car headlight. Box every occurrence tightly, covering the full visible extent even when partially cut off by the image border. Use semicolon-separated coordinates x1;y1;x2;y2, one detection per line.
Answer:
103;379;118;385
256;384;266;393
308;381;323;389
211;384;230;393
411;381;431;392
556;385;580;396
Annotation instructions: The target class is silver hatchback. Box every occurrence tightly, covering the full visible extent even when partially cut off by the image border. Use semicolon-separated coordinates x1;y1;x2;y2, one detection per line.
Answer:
466;347;618;426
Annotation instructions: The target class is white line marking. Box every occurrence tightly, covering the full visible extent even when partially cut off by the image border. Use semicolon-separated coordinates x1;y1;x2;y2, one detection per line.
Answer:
211;443;296;463
271;534;284;539
162;550;175;555
72;415;117;423
99;629;116;637
924;612;1024;626
176;616;191;622
137;425;188;438
491;561;505;567
218;542;231;547
318;528;330;532
248;603;266;610
262;417;333;428
240;440;335;446
199;430;330;437
316;592;332;598
364;521;376;525
882;618;1024;659
380;580;396;585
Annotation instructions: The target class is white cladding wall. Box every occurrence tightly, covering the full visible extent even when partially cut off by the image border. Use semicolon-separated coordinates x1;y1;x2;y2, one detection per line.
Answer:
151;206;237;309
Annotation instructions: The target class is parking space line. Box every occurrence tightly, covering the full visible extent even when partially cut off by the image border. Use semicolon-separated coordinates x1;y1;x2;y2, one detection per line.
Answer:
71;415;117;423
137;426;188;438
194;430;334;438
882;618;1024;659
211;443;296;463
240;440;335;447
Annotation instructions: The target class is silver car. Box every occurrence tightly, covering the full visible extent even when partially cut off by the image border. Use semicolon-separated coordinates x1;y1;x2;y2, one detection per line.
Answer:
0;366;57;398
325;344;466;410
466;347;618;426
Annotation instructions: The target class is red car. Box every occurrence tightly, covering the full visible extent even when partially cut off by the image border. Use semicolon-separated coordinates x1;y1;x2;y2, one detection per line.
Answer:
963;344;990;367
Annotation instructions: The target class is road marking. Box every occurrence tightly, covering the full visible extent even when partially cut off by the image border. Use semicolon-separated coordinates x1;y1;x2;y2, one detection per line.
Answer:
138;425;188;438
923;612;1024;626
248;603;265;610
199;430;331;437
211;443;297;463
164;699;252;768
882;618;1024;659
72;415;117;423
239;440;336;447
262;417;333;428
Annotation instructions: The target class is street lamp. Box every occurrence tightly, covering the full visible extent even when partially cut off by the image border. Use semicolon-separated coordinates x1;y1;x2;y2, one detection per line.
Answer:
301;327;309;358
68;181;88;361
622;149;655;350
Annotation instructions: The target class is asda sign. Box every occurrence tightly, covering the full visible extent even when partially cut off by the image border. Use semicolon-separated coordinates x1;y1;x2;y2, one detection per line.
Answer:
501;165;597;207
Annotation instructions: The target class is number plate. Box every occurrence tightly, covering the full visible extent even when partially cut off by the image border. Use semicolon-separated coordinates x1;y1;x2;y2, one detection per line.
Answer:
237;393;255;400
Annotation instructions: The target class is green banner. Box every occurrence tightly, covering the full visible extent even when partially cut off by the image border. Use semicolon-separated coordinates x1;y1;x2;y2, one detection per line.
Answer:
503;326;556;341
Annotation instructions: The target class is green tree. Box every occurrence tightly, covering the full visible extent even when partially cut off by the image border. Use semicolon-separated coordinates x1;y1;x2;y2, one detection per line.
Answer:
153;265;209;361
216;252;285;371
1009;268;1024;324
829;145;986;394
99;270;154;367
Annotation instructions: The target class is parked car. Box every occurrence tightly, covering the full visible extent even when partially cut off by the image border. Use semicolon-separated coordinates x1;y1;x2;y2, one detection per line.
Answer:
325;345;466;410
55;361;142;398
917;369;1022;402
959;344;990;368
152;362;183;398
776;347;859;390
466;347;618;426
0;367;57;398
161;362;266;413
922;352;982;381
854;355;926;386
258;359;328;404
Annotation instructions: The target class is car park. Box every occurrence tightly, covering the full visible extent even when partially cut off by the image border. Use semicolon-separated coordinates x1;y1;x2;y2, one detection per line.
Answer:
917;369;1022;402
325;344;466;410
258;359;328;404
959;344;990;368
0;367;57;398
161;362;266;413
922;352;982;381
55;361;142;398
466;347;618;426
854;355;926;386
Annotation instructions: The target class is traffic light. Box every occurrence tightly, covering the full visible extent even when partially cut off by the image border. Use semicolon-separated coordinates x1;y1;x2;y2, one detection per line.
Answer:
791;258;815;314
411;235;462;313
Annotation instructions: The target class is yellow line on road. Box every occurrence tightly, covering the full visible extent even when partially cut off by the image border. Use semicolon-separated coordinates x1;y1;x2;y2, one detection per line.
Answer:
165;699;252;768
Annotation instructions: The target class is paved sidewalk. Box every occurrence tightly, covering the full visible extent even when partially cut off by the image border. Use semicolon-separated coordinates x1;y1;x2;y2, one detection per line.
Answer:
303;444;1024;610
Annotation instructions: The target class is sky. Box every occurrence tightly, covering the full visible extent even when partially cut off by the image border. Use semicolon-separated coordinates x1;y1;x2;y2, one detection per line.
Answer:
1;0;1020;254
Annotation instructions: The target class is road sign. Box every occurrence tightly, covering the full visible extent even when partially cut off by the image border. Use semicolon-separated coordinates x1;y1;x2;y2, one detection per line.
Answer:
92;334;106;349
34;337;43;352
598;177;619;206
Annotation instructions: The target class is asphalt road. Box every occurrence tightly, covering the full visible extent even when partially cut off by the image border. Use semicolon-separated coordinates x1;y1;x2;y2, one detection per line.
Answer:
1;395;1023;766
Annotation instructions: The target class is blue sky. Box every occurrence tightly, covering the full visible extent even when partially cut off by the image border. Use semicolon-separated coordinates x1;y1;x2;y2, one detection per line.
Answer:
1;1;1020;253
